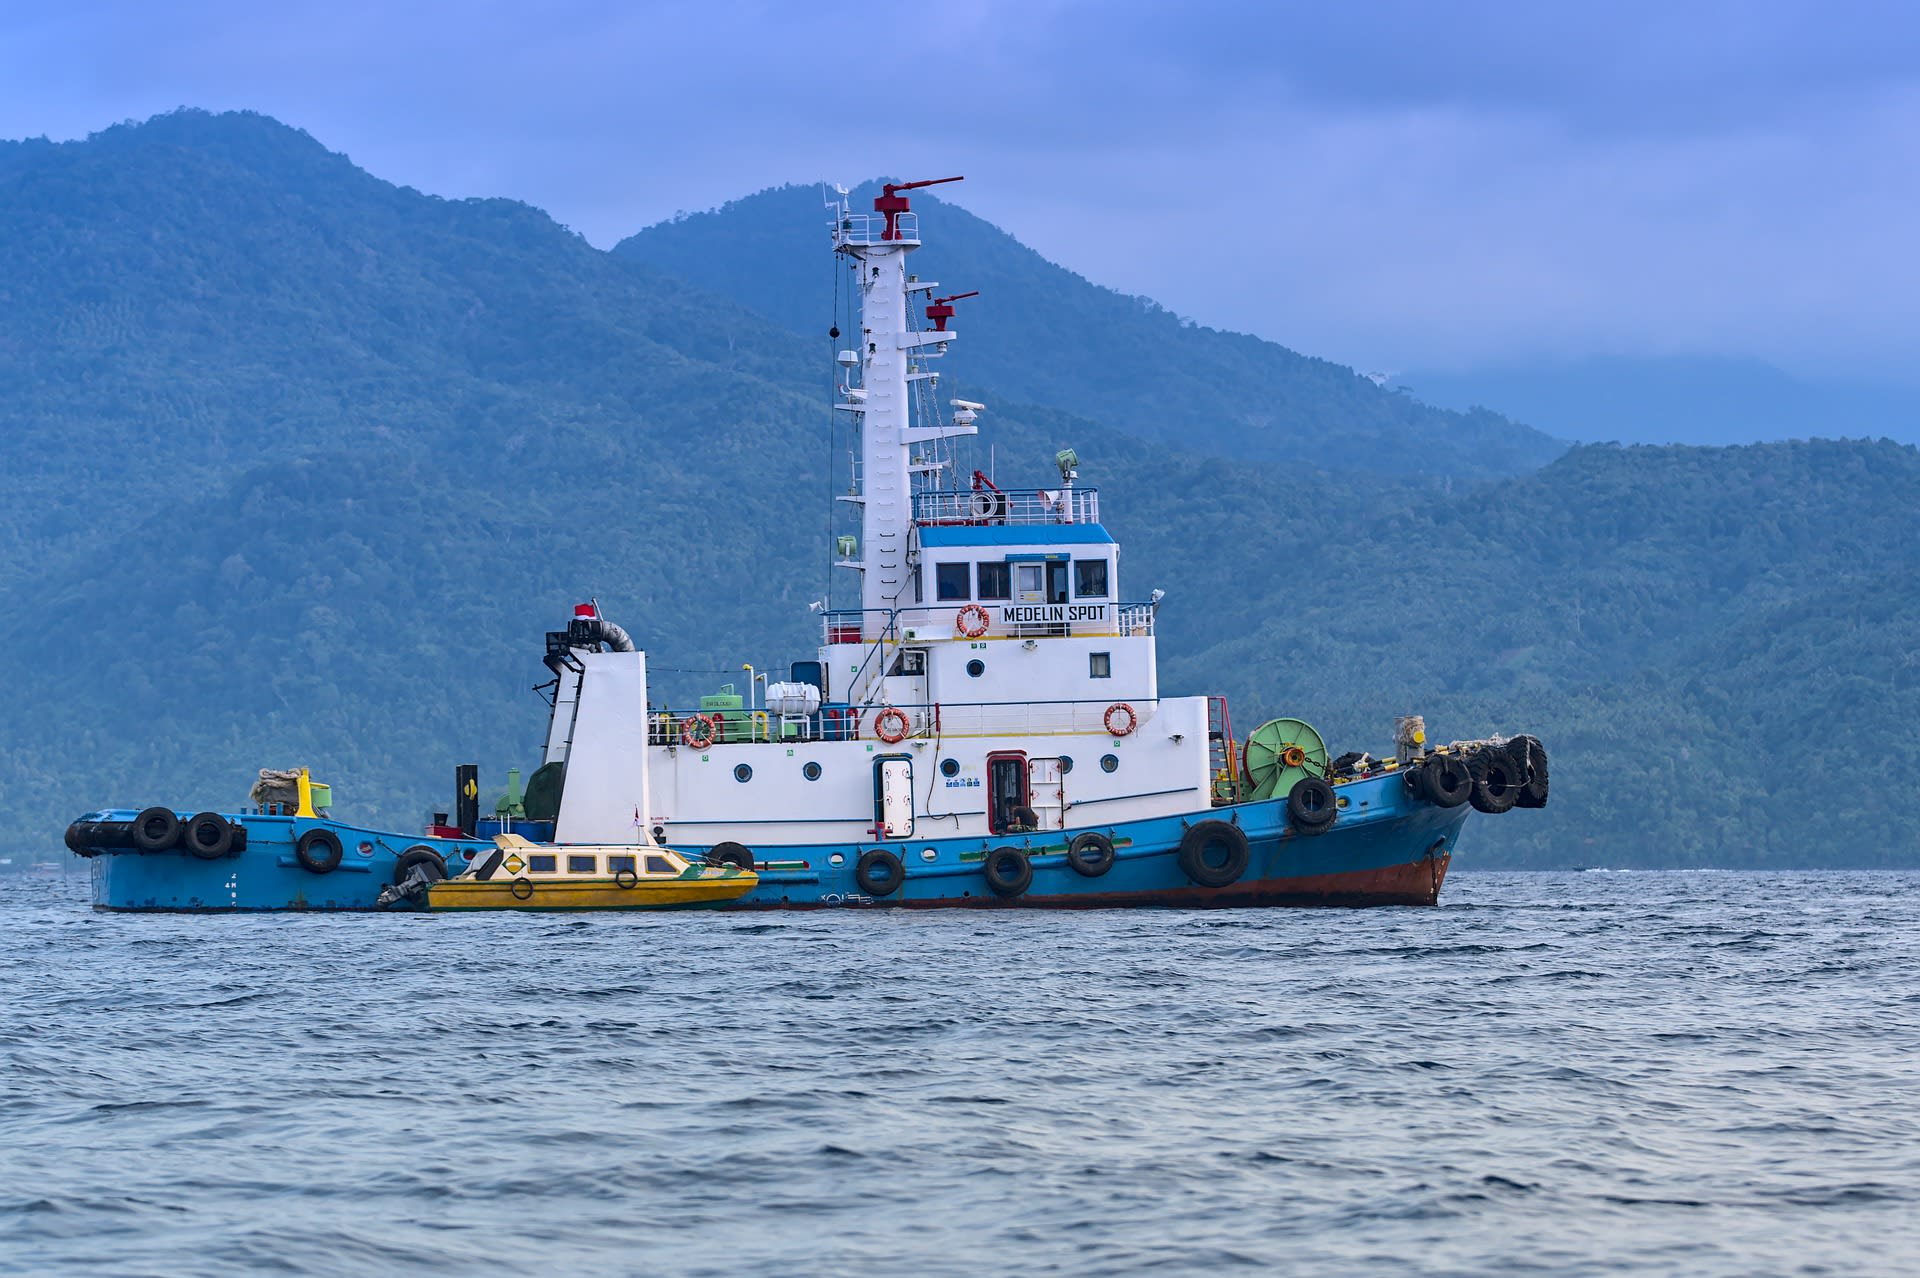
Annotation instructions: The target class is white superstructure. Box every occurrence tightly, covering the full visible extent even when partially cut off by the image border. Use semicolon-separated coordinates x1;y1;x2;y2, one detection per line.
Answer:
547;178;1230;853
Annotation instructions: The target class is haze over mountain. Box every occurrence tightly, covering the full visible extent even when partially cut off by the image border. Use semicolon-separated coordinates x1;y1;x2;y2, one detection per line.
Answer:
615;183;1565;479
4;109;1917;870
1396;356;1920;447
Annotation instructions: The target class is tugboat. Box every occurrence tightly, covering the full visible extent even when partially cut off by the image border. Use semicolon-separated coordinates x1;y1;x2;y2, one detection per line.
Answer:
69;176;1549;912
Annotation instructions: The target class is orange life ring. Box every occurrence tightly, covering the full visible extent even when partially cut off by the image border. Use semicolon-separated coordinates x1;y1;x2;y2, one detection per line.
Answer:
1103;702;1138;737
874;706;911;744
681;714;717;749
955;603;991;638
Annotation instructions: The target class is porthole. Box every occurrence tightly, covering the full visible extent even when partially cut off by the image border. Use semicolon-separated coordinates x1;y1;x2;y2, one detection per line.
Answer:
733;764;753;783
1058;756;1074;774
1100;754;1119;773
940;758;960;778
829;852;846;866
920;847;938;862
803;761;822;781
966;659;985;678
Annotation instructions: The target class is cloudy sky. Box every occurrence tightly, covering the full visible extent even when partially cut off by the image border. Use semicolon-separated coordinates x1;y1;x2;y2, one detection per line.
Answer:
4;0;1915;381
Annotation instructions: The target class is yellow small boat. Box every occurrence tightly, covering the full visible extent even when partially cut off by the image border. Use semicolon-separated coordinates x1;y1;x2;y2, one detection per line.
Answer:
426;834;758;911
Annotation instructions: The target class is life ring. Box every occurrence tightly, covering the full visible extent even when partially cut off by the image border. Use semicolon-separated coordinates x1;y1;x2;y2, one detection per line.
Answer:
955;603;990;638
1178;819;1249;888
1103;702;1138;737
874;706;910;744
855;848;904;897
983;846;1033;897
681;714;717;749
295;828;344;874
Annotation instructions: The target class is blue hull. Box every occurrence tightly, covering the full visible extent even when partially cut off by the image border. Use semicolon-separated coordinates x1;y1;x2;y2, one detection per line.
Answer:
82;771;1469;912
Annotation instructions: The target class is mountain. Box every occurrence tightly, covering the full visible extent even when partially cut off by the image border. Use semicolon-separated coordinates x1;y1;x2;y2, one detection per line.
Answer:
614;183;1566;480
3;109;1917;871
1394;356;1920;446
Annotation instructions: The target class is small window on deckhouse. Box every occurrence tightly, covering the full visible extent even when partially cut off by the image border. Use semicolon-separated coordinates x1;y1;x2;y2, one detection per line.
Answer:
1090;652;1112;679
935;563;970;600
1075;559;1109;598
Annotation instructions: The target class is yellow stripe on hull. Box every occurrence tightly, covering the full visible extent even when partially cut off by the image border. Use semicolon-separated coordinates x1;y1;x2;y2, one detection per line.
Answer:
427;874;757;912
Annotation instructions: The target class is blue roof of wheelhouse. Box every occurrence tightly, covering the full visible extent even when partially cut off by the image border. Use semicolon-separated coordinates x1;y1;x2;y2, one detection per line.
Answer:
915;524;1114;547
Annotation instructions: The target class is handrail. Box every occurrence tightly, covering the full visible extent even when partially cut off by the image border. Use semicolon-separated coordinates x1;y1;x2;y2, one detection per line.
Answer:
650;697;1163;747
911;487;1100;527
824;601;1156;643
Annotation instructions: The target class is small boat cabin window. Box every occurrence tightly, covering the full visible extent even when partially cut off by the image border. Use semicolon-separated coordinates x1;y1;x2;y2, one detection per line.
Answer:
608;855;636;873
1090;652;1112;679
935;562;971;600
889;648;927;676
567;854;597;873
645;854;674;875
977;561;1011;600
529;854;557;873
1075;559;1109;598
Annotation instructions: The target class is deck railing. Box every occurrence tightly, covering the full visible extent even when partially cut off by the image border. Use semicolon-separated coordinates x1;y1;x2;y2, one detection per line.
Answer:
649;697;1161;747
823;600;1155;646
911;487;1100;527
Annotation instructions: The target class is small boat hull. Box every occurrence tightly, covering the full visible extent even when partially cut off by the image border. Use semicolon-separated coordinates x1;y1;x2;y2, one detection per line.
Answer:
426;873;756;911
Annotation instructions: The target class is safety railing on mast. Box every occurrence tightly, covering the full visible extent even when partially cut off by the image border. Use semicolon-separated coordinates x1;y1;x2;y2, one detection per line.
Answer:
910;487;1101;527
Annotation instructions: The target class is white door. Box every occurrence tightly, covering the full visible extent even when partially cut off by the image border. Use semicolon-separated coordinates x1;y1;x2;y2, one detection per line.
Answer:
1030;757;1065;830
877;758;914;839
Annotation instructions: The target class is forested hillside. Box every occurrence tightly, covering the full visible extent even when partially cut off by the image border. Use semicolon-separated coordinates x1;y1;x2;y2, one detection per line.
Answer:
615;183;1565;479
3;109;1915;869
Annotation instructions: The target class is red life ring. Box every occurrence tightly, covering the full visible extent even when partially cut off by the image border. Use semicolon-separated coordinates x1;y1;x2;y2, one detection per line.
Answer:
955;603;991;638
874;706;911;744
681;714;717;749
1103;702;1138;737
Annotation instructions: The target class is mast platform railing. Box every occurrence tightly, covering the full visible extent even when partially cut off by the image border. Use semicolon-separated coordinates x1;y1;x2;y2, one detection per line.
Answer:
911;487;1100;527
835;211;919;245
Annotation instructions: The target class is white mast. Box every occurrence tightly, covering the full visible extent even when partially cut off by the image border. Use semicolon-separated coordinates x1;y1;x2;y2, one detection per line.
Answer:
831;178;977;640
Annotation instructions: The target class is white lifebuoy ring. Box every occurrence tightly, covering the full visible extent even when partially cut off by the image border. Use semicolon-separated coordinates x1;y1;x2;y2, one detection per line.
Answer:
955;603;990;638
874;706;911;744
1103;702;1137;737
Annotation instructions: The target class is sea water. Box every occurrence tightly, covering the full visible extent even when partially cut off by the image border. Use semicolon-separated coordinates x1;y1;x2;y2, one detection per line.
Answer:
1;870;1915;1277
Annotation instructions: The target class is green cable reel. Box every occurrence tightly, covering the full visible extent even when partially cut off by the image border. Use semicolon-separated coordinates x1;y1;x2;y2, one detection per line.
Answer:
1242;717;1329;801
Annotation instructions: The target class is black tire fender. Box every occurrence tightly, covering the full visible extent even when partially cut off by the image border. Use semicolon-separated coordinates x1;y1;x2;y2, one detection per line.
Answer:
295;828;344;874
510;877;534;900
1508;735;1550;808
1066;831;1116;877
983;846;1033;897
393;846;447;886
182;812;235;859
1469;750;1522;815
1425;756;1473;808
131;807;181;852
1178;819;1249;889
706;841;755;871
854;848;904;897
1287;776;1338;833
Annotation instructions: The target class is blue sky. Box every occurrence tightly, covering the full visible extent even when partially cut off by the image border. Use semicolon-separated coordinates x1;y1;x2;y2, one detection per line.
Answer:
3;0;1916;381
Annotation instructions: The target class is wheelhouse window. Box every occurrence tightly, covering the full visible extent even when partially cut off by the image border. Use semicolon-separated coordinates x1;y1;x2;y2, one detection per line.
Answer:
529;854;557;873
935;563;970;600
1075;559;1109;598
977;561;1011;600
567;854;597;873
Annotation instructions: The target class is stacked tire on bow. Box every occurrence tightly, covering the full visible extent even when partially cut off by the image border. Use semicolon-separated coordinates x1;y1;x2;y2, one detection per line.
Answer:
64;806;247;859
1402;735;1549;814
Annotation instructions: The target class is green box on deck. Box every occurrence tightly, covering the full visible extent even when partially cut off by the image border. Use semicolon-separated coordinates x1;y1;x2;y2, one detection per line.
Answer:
701;684;748;742
308;782;332;810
